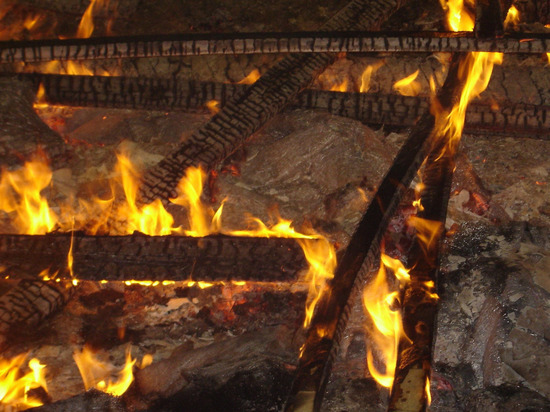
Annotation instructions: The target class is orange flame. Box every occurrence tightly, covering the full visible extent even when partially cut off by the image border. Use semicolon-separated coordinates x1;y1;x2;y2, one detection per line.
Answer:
0;354;48;409
77;0;107;38
360;61;384;93
0;153;58;234
363;254;410;388
408;216;443;259
237;69;260;85
206;100;220;114
393;70;421;96
73;346;137;396
504;5;520;29
425;376;432;405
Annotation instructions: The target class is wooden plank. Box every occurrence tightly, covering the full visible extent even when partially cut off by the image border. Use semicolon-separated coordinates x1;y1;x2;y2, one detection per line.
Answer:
0;233;308;282
0;32;548;63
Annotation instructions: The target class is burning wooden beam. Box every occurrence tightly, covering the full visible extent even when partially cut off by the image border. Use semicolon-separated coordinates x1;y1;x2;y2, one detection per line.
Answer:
0;31;548;63
0;233;308;282
135;0;412;205
20;73;550;139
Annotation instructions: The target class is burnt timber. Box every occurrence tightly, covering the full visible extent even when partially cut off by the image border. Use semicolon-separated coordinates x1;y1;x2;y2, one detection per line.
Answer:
134;0;412;206
0;31;548;63
21;73;550;139
0;233;307;282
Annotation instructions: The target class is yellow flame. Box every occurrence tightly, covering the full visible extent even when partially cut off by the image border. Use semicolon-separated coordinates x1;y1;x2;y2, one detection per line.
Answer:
0;354;48;409
360;61;384;93
393;70;421;97
504;5;520;29
439;0;474;31
237;69;260;85
363;254;410;388
77;0;98;38
0;154;58;234
73;346;136;396
408;217;443;258
115;152;175;236
425;376;432;405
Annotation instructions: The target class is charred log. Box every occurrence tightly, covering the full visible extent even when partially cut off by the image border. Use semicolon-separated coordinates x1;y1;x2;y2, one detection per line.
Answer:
0;233;308;282
0;279;71;350
27;389;127;412
136;0;412;205
0;32;548;63
23;73;550;139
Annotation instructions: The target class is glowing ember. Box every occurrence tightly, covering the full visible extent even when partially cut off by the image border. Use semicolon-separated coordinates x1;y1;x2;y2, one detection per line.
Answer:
73;346;137;397
393;70;421;97
237;69;260;85
0;354;48;409
363;254;410;388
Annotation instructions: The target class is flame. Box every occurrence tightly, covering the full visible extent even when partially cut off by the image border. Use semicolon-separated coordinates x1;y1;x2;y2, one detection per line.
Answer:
408;217;443;259
77;0;108;38
330;79;348;92
504;5;520;29
363;254;410;388
393;70;421;97
237;69;260;85
439;0;474;31
114;152;174;236
360;61;384;93
0;153;58;234
425;376;432;405
206;100;220;114
73;346;136;397
0;354;48;409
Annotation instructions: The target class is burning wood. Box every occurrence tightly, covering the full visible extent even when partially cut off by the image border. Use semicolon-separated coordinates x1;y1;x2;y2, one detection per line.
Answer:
20;73;550;138
0;31;548;65
0;233;308;282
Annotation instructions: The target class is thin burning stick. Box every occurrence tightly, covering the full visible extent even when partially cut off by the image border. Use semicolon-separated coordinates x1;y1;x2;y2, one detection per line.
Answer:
0;31;547;63
283;31;492;412
19;73;550;139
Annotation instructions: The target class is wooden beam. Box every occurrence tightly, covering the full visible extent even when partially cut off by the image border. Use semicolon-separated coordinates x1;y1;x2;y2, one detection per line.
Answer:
0;32;548;63
0;233;308;282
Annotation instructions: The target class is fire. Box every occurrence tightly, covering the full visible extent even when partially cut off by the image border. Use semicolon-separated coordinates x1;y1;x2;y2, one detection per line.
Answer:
0;354;48;409
73;346;136;397
407;217;443;259
0;152;58;235
438;0;474;31
237;69;260;85
206;100;220;114
363;254;410;388
504;5;520;29
76;0;108;38
330;79;348;92
393;70;421;97
360;61;384;93
425;376;432;405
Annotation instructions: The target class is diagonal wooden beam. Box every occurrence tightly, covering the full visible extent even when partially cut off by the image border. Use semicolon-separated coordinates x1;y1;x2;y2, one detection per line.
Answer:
134;0;413;205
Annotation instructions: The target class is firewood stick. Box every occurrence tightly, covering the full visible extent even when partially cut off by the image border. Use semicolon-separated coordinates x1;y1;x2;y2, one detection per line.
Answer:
20;73;550;139
135;0;413;205
284;48;473;412
0;32;548;63
0;233;308;282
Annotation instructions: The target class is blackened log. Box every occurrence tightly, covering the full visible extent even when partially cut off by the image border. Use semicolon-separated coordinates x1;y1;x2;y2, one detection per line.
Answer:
284;51;473;411
0;233;307;282
0;279;71;350
24;73;550;139
136;0;412;204
0;32;548;63
26;389;127;412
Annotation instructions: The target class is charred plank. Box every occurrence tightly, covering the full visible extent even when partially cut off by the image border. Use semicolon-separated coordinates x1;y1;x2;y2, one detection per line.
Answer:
0;233;307;282
22;73;550;139
0;32;548;63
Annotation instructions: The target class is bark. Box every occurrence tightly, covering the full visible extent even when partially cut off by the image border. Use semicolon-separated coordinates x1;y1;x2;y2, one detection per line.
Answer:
0;32;548;63
0;279;71;350
0;233;308;282
136;0;411;204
